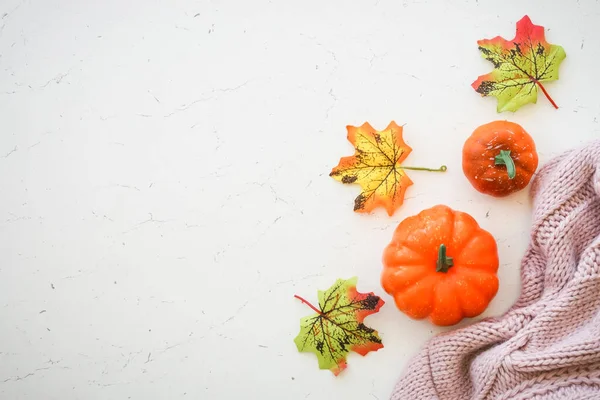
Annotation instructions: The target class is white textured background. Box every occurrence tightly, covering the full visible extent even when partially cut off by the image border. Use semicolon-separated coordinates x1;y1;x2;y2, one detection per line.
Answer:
1;0;599;399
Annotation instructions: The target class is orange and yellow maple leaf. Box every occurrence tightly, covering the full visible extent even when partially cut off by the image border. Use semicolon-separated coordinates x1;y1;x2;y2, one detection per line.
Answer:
330;122;445;216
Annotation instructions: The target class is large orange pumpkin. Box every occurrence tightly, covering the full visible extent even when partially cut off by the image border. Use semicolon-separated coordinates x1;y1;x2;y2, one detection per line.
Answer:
381;205;499;326
462;120;538;197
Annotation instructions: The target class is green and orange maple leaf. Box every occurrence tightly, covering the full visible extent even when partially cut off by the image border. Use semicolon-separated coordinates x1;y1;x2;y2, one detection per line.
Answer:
472;15;566;112
330;121;446;216
294;277;384;376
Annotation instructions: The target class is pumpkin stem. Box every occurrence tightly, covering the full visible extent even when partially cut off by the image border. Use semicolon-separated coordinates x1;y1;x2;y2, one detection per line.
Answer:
436;244;454;273
401;165;447;172
495;150;516;180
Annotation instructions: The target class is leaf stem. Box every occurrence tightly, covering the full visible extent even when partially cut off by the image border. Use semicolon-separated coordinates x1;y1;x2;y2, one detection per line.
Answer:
294;294;322;315
533;79;558;109
401;165;447;172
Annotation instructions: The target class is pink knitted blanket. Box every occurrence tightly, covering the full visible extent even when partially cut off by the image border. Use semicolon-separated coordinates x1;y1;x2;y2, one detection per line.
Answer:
391;141;600;400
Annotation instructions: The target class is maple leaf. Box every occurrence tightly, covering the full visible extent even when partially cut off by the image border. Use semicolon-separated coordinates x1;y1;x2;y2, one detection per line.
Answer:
293;277;384;376
471;15;566;112
330;121;446;216
472;15;566;112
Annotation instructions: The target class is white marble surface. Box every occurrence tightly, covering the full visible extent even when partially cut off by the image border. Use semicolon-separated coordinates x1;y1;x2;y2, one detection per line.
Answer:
1;0;599;399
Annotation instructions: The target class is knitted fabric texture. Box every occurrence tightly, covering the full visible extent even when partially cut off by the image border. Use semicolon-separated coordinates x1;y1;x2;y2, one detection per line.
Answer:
391;140;600;400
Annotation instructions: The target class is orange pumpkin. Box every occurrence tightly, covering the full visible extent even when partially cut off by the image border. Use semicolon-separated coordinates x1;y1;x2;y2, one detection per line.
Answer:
381;205;499;326
463;121;538;197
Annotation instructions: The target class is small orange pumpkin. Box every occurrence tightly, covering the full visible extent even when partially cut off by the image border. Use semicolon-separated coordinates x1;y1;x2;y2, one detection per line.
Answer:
381;205;499;326
462;120;538;197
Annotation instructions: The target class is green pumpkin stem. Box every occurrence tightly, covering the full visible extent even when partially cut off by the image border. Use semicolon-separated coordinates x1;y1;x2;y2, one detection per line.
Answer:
436;244;454;273
495;150;516;179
